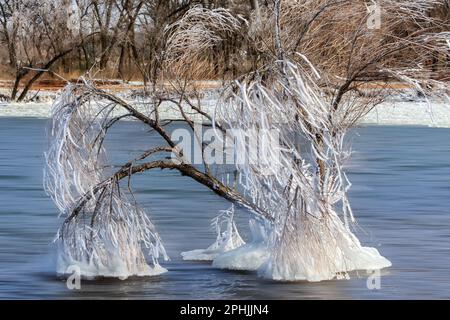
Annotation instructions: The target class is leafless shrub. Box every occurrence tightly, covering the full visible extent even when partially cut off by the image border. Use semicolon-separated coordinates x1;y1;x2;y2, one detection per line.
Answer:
163;5;242;78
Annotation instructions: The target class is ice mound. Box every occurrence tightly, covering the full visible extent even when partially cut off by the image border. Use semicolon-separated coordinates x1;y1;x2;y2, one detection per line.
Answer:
181;205;245;261
212;219;270;271
211;216;390;281
260;243;391;282
56;248;167;280
259;214;391;282
212;242;269;271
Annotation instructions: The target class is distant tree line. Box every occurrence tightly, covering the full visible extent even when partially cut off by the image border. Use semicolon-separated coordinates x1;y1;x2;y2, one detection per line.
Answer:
0;0;449;101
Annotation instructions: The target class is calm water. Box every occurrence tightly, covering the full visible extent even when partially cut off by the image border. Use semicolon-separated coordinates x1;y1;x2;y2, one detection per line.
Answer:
1;117;450;299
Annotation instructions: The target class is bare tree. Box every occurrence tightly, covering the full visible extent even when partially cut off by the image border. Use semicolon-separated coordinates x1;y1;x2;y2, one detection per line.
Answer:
0;0;98;101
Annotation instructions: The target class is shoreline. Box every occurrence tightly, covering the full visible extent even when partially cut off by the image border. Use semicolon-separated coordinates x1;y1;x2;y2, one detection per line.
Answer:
1;87;449;128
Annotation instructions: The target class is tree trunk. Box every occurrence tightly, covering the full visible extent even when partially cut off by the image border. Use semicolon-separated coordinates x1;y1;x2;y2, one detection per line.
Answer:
11;68;29;101
118;45;127;80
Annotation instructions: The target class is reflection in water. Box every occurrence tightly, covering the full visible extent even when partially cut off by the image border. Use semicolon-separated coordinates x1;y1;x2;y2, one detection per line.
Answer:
1;118;450;299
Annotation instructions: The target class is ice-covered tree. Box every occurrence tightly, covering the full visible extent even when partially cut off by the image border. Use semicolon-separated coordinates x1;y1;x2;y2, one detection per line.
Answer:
44;1;449;281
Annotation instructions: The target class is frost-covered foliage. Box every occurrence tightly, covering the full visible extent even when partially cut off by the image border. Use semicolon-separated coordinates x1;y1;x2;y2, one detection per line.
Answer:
165;5;241;57
44;85;168;278
210;59;391;281
164;5;242;77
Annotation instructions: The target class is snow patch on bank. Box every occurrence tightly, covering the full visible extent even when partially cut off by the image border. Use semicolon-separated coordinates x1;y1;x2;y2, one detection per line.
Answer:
0;102;54;118
361;100;450;127
0;98;217;122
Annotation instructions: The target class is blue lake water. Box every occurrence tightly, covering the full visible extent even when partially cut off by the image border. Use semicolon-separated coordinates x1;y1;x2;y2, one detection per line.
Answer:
1;117;450;299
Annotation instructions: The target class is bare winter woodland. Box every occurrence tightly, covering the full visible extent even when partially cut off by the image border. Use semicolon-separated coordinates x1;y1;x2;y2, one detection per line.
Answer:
2;0;449;281
0;0;449;100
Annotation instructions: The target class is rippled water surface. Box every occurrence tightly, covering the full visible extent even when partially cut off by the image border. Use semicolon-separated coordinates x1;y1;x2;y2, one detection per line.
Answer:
1;117;450;299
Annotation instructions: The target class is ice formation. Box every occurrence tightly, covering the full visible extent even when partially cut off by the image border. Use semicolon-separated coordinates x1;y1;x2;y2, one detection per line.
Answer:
41;4;400;282
181;205;245;261
2;96;449;128
44;85;168;279
212;219;270;271
210;59;392;281
43;60;393;282
42;70;394;282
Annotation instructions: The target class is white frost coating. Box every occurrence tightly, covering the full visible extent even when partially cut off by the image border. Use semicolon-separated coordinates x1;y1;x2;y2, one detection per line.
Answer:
213;219;270;271
181;205;245;261
213;59;392;281
44;84;168;279
213;217;391;278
